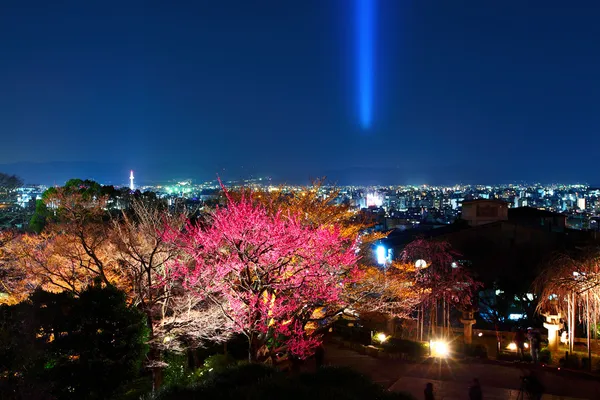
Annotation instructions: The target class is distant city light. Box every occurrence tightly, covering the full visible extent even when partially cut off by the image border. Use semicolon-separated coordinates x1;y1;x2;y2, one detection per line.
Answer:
356;0;375;129
508;313;524;321
526;293;534;301
366;192;383;207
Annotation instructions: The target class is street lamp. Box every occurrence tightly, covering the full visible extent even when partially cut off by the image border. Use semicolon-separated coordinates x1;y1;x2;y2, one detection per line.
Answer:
375;244;392;266
376;245;387;266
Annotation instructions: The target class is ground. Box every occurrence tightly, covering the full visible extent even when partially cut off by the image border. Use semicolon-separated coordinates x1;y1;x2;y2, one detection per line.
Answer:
323;344;600;400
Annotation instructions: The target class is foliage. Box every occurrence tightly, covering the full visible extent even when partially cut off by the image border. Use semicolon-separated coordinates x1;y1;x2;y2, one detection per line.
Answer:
226;181;425;323
29;199;50;233
462;343;488;358
333;319;372;345
535;248;600;351
0;173;26;230
163;353;234;388
152;364;413;400
381;338;428;359
348;260;422;320
539;347;552;364
457;232;546;326
401;239;480;309
0;284;149;400
164;186;359;361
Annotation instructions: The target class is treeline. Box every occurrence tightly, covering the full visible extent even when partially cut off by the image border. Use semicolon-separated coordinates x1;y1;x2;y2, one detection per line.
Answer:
0;177;479;398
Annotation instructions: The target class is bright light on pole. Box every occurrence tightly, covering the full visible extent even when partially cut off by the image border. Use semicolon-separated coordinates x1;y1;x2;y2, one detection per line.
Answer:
376;245;386;265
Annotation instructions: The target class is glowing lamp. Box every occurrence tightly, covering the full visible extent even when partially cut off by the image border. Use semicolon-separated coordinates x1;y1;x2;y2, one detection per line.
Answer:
560;331;568;344
376;245;386;265
507;342;517;351
415;259;427;269
524;342;529;349
374;332;388;343
430;340;449;357
477;332;483;337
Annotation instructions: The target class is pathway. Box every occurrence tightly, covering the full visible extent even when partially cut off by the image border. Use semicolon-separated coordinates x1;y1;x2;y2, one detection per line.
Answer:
324;344;599;400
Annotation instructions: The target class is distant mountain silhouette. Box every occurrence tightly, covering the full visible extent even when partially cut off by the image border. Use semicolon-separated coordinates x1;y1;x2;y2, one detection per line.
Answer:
0;161;590;187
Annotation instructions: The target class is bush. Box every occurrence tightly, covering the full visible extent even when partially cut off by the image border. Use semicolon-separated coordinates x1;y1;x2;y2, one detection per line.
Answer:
559;352;579;369
334;320;371;345
539;347;551;364
463;343;488;359
164;352;235;387
0;285;149;400
152;364;414;400
382;338;427;359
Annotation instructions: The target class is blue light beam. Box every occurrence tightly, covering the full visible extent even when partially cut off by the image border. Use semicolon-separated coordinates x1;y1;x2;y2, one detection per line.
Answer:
357;0;374;129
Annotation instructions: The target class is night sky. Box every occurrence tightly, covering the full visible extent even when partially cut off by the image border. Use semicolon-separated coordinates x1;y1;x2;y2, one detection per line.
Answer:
2;1;600;186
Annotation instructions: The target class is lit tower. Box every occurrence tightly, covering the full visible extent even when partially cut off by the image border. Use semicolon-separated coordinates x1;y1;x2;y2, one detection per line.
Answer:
129;170;135;191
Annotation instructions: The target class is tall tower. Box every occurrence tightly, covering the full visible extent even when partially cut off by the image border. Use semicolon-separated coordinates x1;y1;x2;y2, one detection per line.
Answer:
129;170;135;191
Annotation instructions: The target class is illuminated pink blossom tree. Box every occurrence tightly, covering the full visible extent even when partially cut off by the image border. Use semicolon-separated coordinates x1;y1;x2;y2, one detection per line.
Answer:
165;190;358;362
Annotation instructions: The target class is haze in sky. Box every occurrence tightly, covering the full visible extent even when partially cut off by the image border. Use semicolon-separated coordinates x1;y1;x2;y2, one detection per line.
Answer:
1;0;600;185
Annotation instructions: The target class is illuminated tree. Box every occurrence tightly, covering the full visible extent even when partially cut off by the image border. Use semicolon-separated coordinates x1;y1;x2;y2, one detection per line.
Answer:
401;238;480;338
0;230;30;305
165;188;359;361
110;198;231;389
12;186;121;299
227;181;414;323
535;248;600;357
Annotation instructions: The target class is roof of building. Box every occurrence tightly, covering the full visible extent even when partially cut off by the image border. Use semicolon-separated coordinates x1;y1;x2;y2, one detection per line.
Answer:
462;199;508;206
383;221;471;247
508;206;564;219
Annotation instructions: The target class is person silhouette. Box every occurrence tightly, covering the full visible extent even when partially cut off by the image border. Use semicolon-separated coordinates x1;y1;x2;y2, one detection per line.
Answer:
469;378;483;400
424;382;435;400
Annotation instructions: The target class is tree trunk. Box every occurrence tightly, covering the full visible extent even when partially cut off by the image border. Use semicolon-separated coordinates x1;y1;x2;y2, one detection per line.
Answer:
248;335;261;363
145;313;163;391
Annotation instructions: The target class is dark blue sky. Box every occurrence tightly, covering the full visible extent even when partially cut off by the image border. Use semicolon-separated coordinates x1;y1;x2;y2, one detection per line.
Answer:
2;1;600;185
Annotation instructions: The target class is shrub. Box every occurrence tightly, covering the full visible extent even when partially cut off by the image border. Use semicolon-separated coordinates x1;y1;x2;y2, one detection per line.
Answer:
559;352;578;368
334;320;371;345
539;347;551;364
463;343;488;359
382;338;427;359
152;364;415;400
163;352;235;387
0;285;149;400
